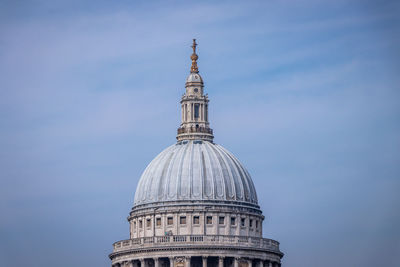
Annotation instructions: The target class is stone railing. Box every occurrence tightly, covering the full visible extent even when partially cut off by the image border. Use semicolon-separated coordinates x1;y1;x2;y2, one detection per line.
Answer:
177;127;213;135
113;235;280;253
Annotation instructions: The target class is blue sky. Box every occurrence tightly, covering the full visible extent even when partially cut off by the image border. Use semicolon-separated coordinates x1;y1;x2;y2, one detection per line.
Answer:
0;0;399;266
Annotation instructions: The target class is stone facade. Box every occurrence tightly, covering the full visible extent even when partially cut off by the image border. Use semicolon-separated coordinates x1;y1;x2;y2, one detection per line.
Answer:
109;39;283;267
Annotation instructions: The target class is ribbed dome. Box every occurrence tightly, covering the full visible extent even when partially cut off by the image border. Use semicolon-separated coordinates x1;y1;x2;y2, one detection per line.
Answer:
186;73;203;83
134;140;258;207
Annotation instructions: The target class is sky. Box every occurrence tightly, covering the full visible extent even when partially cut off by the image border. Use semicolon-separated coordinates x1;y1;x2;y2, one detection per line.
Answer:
0;0;399;266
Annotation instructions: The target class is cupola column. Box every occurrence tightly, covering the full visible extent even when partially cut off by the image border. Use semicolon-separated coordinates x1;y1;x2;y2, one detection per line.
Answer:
185;256;191;267
202;256;207;267
234;258;239;267
218;257;224;267
154;258;159;267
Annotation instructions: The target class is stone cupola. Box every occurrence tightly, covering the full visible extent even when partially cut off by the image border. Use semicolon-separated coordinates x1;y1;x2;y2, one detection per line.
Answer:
177;39;214;142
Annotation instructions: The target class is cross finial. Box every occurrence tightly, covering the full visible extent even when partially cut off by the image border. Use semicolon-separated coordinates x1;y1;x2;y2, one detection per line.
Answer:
191;39;197;53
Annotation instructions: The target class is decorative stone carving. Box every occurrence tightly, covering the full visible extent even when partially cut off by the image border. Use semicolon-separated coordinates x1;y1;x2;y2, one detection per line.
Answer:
175;257;185;263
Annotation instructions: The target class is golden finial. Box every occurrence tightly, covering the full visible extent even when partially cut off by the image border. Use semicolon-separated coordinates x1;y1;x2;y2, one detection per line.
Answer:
190;39;199;73
191;39;197;53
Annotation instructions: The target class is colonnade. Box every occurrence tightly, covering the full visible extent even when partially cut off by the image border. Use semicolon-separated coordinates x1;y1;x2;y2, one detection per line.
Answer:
113;256;280;267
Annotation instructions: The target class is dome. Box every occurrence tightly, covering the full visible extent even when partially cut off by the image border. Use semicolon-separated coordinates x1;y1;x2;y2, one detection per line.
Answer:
134;140;258;208
186;73;203;83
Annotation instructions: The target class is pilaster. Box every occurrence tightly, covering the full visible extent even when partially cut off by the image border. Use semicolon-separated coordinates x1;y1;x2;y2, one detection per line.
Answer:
202;256;207;267
234;258;239;267
218;257;224;267
185;256;191;267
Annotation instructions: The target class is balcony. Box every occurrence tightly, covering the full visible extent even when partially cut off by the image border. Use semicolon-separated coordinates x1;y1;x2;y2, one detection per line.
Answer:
177;127;213;135
113;235;280;253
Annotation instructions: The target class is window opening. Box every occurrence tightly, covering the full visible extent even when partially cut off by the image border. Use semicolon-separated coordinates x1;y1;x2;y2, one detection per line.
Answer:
180;216;186;224
194;104;199;118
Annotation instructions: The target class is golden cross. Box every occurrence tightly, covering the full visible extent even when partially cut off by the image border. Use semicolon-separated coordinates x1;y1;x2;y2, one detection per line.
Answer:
191;39;197;53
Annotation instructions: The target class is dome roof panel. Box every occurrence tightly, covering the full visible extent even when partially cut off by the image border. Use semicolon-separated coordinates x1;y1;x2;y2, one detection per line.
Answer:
186;73;203;83
133;140;258;207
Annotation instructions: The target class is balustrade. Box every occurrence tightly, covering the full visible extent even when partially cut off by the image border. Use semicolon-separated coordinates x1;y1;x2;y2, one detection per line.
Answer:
113;235;280;253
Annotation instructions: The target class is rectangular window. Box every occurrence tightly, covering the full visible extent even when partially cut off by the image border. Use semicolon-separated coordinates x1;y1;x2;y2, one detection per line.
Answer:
146;218;151;227
206;216;213;225
134;221;137;228
167;217;173;225
249;219;253;228
230;217;236;226
139;220;143;228
241;218;245;227
256;220;259;229
180;216;186;224
219;216;225;225
194;104;199;118
156;218;161;226
193;216;200;225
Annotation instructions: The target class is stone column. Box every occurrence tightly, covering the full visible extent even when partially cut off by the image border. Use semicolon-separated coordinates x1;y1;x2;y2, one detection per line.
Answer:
268;262;272;267
129;261;134;267
226;214;231;235
203;212;206;235
246;216;250;236
169;257;174;267
234;258;239;267
258;260;263;267
140;258;145;267
188;212;192;235
213;214;217;234
248;260;252;267
154;258;160;267
202;256;207;267
200;103;202;121
182;104;185;123
218;257;224;267
136;217;139;238
175;213;179;235
185;256;191;267
205;104;208;121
